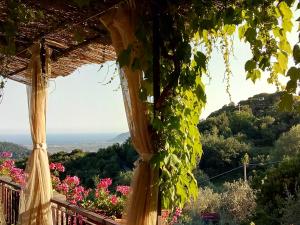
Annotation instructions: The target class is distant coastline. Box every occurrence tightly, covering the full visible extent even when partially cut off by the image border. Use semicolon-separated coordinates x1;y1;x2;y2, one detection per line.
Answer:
0;132;129;153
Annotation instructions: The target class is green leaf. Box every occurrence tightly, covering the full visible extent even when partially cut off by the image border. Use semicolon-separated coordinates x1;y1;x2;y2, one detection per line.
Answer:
223;24;236;35
286;67;300;80
277;51;288;71
278;1;293;19
238;24;248;40
279;40;292;54
194;51;207;70
272;27;282;38
279;92;294;111
282;19;293;32
245;60;256;72
293;45;300;64
245;27;257;43
258;57;270;70
286;80;297;92
246;69;261;83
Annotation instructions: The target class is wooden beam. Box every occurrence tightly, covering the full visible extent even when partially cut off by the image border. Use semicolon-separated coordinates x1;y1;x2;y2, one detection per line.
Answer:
5;34;106;77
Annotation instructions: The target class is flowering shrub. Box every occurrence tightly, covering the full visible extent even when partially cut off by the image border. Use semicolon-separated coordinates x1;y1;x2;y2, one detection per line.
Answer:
50;163;89;205
49;162;130;218
0;151;26;186
0;154;130;219
49;162;65;173
56;176;89;205
161;207;183;225
93;178;130;218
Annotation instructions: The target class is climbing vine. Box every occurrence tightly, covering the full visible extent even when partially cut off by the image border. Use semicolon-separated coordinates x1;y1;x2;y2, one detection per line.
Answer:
0;0;43;103
116;0;300;210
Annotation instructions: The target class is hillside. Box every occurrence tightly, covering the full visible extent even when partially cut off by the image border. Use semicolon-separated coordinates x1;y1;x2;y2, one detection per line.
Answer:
110;132;130;144
198;92;300;180
0;141;30;159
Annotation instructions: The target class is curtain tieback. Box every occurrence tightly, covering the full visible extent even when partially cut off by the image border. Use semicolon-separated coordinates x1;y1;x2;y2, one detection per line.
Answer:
34;143;47;149
140;153;153;162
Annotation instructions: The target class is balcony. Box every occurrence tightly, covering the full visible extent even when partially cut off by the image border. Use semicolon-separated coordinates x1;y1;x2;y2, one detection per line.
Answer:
0;178;121;225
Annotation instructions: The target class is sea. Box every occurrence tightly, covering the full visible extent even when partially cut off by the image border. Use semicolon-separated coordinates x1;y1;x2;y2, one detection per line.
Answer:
0;133;121;153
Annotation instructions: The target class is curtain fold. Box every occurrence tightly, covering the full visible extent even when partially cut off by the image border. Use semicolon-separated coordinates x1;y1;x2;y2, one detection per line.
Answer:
101;6;159;225
19;42;53;225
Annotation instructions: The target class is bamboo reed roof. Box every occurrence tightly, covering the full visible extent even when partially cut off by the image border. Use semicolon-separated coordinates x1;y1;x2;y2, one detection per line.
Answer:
0;0;120;84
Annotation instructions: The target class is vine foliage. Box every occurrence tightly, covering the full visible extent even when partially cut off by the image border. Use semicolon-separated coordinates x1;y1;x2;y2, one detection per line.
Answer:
117;0;300;209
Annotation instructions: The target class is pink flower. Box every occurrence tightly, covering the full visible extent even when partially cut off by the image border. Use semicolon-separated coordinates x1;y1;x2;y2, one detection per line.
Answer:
49;163;56;170
55;163;65;172
1;152;12;158
3;160;15;169
97;178;112;190
74;186;85;194
84;189;90;198
162;210;169;220
57;183;69;193
69;199;76;205
110;195;118;205
50;162;65;172
175;207;182;217
172;215;178;223
65;176;80;186
116;185;130;196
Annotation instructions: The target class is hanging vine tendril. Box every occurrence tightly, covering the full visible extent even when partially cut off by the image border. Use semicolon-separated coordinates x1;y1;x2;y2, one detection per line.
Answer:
220;32;233;102
0;76;7;104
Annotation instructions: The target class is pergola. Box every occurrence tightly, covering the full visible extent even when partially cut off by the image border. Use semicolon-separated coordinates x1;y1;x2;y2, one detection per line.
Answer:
1;1;158;225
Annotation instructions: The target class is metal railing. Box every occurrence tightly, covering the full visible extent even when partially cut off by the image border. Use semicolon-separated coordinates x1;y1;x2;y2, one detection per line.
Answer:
0;178;120;225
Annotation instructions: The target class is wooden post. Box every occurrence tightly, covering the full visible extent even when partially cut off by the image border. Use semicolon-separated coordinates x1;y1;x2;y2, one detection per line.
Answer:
242;153;249;182
243;162;247;182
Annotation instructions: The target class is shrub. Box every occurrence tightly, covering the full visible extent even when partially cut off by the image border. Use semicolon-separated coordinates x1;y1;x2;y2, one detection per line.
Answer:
182;180;256;225
187;187;221;215
280;190;300;225
220;180;256;224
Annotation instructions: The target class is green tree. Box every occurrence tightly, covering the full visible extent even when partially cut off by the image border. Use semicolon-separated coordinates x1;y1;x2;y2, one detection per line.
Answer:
49;139;138;188
252;153;300;225
271;124;300;161
200;134;250;178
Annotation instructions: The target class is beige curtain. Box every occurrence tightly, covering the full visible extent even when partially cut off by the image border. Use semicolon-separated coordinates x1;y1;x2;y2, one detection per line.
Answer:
19;42;53;225
101;6;159;225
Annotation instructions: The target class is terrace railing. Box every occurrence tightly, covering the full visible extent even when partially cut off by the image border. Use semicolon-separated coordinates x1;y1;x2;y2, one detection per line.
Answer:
0;177;120;225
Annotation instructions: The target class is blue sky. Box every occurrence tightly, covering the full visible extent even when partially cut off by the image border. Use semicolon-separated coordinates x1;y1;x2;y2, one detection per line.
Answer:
0;24;298;134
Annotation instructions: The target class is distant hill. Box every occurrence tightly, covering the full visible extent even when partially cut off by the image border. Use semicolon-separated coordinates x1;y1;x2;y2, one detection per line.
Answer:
0;142;30;159
204;92;300;145
198;91;300;180
110;132;130;144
